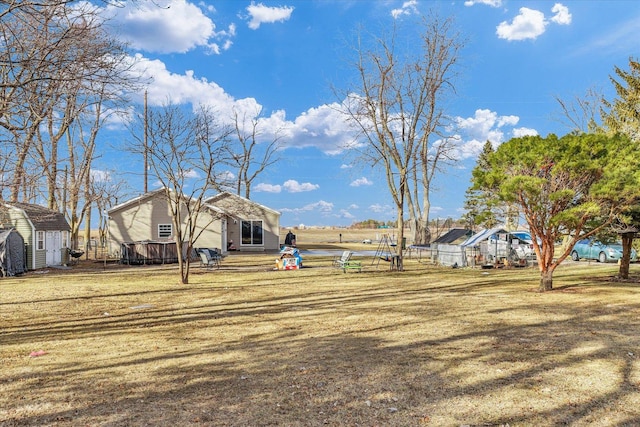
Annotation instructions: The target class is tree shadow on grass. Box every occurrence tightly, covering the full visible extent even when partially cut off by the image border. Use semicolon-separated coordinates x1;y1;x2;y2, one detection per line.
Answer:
3;269;640;426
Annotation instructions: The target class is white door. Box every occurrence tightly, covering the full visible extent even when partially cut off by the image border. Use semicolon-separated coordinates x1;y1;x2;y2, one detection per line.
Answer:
46;231;61;266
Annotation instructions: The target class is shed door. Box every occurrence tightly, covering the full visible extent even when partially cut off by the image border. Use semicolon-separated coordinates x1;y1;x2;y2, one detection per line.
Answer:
46;231;62;266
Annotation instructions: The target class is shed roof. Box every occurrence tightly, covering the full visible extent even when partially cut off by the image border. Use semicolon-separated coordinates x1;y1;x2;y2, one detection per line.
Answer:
461;227;508;247
7;202;70;231
433;228;474;244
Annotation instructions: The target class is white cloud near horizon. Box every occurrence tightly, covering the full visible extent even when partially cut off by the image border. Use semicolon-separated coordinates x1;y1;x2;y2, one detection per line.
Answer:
245;2;294;30
368;203;395;217
279;200;334;215
496;3;571;41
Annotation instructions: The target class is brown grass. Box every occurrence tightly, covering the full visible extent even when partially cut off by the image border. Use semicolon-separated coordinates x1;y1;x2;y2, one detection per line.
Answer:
2;234;640;426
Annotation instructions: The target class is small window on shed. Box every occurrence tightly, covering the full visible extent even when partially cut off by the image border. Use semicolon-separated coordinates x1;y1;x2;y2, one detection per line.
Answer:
158;224;172;239
36;231;45;250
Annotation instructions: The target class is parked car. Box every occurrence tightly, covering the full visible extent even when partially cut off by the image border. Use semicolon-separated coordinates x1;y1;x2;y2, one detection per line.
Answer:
570;239;637;263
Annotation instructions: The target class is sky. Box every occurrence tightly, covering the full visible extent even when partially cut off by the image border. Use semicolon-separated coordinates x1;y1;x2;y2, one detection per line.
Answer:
91;0;640;227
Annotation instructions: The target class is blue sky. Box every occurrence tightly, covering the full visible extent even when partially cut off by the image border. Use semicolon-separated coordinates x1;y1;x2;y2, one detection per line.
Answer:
93;0;640;227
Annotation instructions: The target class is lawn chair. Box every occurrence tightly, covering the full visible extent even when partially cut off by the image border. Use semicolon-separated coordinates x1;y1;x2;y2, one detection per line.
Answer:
333;251;362;273
332;250;352;268
197;248;221;269
332;251;362;273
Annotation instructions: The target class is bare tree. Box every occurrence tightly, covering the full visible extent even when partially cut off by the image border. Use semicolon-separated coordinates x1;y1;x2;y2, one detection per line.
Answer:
554;87;604;135
227;107;283;199
340;13;463;266
135;102;232;284
0;0;135;221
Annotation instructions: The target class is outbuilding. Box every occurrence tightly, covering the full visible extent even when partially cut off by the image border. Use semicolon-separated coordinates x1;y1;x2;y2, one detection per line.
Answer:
0;228;26;276
1;203;71;269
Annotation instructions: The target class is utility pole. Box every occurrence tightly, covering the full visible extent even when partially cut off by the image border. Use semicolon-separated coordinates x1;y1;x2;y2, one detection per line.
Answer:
144;90;148;193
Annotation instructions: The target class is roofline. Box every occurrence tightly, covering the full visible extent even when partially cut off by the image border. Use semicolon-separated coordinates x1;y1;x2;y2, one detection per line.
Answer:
109;188;230;216
107;188;167;214
205;191;281;216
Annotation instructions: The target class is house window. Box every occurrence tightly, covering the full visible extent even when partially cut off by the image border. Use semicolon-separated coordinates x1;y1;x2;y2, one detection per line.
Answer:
241;220;263;245
62;231;69;248
36;231;45;250
158;224;172;239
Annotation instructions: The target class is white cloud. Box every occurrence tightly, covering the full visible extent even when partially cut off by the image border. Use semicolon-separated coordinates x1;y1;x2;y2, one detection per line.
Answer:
513;127;539;138
464;0;502;7
453;109;537;160
104;0;234;54
456;109;518;141
496;7;547;41
338;209;355;219
129;55;261;115
496;4;572;41
254;183;282;193
369;203;392;214
391;0;418;19
91;169;111;183
348;204;359;209
127;56;358;156
283;179;319;193
246;2;294;30
430;206;444;215
340;164;352;169
183;169;200;179
280;200;334;214
551;3;572;25
350;177;373;187
268;102;358;155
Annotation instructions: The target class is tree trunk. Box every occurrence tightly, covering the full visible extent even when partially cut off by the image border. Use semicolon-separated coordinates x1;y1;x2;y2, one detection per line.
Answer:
84;210;91;260
396;211;404;271
619;232;634;280
539;269;554;292
410;217;431;246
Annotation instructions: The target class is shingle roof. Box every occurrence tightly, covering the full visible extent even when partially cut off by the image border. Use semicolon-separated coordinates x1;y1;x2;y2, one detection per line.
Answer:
8;202;70;231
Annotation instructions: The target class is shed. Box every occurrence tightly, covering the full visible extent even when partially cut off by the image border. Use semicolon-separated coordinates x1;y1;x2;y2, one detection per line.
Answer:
461;227;518;265
1;203;71;269
433;228;474;244
0;229;26;277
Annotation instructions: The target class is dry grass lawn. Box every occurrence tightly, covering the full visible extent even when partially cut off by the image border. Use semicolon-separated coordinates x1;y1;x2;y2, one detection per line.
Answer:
2;230;640;426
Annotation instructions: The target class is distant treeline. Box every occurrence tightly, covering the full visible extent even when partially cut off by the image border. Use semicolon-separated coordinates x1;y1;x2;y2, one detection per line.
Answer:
350;218;466;230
